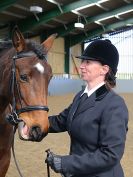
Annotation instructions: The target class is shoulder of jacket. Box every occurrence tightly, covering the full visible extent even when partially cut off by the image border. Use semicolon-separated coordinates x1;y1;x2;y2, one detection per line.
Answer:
104;90;128;111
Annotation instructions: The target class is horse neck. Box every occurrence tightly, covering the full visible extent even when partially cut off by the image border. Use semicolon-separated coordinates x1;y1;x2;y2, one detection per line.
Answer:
0;48;15;111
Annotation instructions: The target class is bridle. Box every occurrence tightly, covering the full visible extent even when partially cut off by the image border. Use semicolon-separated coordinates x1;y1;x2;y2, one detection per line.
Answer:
6;50;50;177
6;51;49;125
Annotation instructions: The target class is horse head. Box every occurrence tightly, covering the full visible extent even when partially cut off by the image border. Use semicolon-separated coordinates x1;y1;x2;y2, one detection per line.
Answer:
8;26;57;142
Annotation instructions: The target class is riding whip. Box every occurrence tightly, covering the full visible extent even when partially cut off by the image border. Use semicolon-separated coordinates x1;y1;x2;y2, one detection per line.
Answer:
45;149;51;177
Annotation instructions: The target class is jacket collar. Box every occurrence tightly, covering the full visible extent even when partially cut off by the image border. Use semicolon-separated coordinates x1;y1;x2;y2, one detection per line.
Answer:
83;82;105;97
79;84;109;100
95;84;109;100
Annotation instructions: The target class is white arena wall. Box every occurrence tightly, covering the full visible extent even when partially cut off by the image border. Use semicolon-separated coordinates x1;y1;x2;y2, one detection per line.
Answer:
48;78;133;95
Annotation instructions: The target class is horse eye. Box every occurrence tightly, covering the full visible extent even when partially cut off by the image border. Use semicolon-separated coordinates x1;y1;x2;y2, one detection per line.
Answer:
20;74;28;82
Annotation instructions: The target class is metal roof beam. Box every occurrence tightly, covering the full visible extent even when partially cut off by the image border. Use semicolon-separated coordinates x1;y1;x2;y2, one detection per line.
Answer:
17;0;100;32
70;18;133;46
1;11;26;18
13;4;30;12
123;0;132;4
95;3;109;11
93;4;133;22
0;0;19;12
47;4;133;37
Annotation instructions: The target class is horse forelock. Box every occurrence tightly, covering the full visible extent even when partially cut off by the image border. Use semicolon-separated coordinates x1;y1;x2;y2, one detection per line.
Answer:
26;41;47;60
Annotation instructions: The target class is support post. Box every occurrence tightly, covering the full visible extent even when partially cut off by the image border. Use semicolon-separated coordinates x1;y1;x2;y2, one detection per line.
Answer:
64;37;70;75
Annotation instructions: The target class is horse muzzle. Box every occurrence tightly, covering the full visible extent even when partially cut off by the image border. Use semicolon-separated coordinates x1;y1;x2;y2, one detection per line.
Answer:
18;121;47;142
29;126;48;142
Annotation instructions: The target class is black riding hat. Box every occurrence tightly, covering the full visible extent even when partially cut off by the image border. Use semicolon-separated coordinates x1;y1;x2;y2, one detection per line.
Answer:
77;39;119;75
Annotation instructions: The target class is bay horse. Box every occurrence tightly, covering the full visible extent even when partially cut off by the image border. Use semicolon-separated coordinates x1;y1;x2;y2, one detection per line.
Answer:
0;26;56;177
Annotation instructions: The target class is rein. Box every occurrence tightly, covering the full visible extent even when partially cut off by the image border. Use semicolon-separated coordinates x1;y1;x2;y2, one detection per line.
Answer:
12;126;24;177
6;51;49;125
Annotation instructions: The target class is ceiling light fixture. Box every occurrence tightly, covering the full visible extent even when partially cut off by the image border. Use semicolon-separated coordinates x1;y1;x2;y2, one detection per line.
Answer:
74;22;84;28
126;24;133;26
74;16;84;29
30;6;43;21
30;6;43;13
102;33;109;38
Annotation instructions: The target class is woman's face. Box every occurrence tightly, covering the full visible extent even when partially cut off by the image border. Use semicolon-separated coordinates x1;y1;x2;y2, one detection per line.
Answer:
79;60;108;83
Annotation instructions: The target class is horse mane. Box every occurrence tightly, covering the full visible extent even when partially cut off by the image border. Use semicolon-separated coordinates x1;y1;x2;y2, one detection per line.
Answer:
0;41;12;53
0;41;12;47
0;40;47;60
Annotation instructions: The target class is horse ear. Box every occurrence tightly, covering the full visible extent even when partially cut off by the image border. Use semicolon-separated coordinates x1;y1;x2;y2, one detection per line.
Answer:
12;26;26;52
42;33;57;53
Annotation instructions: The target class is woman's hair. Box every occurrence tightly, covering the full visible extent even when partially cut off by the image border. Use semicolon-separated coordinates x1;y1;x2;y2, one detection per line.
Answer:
105;68;116;89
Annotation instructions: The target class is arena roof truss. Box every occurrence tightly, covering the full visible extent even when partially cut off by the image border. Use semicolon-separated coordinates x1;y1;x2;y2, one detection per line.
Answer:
0;0;132;46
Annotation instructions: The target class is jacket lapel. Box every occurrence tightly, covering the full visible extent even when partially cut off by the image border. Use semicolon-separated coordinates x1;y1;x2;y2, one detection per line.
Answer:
75;84;109;116
69;92;82;117
75;93;95;115
67;85;109;133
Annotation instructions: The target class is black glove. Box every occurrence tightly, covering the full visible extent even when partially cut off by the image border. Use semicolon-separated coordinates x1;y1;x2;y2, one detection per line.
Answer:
45;150;62;173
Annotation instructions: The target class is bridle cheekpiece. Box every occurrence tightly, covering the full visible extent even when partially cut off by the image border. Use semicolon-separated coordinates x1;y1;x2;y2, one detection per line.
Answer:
6;51;49;126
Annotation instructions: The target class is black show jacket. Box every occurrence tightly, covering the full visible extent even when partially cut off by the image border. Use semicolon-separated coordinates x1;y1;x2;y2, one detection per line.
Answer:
48;85;128;177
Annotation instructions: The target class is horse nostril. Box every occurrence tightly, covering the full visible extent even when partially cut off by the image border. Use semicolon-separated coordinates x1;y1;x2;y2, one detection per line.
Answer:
30;126;42;141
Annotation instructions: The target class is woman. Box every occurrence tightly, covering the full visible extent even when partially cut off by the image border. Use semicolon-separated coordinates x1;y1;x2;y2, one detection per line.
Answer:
45;39;128;177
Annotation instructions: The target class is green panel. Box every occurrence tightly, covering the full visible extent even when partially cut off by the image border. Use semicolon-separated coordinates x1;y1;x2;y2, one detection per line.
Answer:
18;0;99;32
62;0;98;12
64;37;70;74
70;18;133;46
47;23;74;37
0;0;18;12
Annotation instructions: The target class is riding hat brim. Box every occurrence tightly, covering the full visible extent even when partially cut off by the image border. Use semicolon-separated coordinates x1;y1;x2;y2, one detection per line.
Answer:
76;55;104;62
